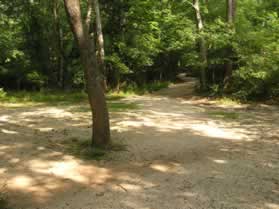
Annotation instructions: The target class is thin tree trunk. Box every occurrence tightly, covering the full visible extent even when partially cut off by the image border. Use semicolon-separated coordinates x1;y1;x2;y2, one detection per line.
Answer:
59;28;64;88
227;0;236;23
224;0;236;88
53;0;65;88
63;0;110;147
193;0;207;90
93;0;107;90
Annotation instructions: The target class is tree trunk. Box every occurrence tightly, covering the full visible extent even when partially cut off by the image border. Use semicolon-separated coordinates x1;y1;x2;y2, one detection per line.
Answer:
193;0;207;90
63;0;111;147
53;0;65;88
227;0;236;24
93;0;107;90
59;28;64;88
224;0;236;88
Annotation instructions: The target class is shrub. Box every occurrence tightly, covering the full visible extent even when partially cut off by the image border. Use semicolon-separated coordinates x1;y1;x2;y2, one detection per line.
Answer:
0;88;7;99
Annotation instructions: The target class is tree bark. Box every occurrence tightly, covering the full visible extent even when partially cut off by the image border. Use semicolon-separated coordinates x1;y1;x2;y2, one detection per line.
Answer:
224;0;236;88
93;0;107;90
193;0;207;90
63;0;111;147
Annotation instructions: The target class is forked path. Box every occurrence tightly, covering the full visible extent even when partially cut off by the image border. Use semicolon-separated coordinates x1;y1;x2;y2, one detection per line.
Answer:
0;82;279;209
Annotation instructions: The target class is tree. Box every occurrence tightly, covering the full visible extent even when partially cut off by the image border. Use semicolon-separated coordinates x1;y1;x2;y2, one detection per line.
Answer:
53;0;65;88
93;0;106;90
223;0;236;88
193;0;208;90
63;0;111;147
1;0;279;101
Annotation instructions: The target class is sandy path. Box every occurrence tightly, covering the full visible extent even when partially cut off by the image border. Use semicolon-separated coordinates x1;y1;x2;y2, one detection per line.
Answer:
0;84;279;209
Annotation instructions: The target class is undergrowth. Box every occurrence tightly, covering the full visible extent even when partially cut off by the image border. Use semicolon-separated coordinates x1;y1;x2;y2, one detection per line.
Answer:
118;81;170;95
0;81;169;105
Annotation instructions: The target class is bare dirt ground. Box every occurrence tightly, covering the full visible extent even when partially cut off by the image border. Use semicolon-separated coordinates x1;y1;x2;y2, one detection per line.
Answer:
0;82;279;209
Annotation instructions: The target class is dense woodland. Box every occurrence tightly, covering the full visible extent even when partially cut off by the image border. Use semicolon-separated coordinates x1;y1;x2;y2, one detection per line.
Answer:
1;0;278;98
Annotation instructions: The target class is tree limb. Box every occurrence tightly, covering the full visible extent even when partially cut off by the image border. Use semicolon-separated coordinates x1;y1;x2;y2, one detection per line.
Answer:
183;0;196;10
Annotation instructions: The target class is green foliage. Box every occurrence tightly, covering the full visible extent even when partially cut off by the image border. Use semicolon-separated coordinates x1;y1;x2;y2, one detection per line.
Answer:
0;91;87;104
231;8;279;99
0;0;279;101
120;81;170;94
209;84;222;96
216;97;240;106
0;89;7;99
106;54;130;74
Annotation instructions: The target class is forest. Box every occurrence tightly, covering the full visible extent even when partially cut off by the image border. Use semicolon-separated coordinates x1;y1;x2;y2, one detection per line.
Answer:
0;0;278;209
1;0;278;99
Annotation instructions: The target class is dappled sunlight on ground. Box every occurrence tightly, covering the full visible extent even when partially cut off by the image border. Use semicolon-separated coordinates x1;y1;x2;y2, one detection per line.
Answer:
0;93;278;209
266;203;279;209
190;123;247;141
112;97;260;142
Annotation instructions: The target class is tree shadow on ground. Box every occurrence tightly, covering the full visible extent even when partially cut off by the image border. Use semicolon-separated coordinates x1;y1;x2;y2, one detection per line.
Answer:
0;96;278;209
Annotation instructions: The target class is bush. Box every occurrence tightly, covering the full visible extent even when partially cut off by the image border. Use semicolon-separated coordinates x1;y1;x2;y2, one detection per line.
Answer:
120;81;170;94
0;88;7;99
229;11;279;100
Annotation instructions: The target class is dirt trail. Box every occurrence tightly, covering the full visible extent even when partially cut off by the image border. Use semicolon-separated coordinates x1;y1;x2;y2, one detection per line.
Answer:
0;82;279;209
154;77;198;98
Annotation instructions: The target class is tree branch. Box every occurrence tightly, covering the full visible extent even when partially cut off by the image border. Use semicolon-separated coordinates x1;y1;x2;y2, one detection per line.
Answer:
183;0;196;10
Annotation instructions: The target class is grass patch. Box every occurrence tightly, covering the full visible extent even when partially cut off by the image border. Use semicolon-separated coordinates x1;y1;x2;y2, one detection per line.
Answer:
109;102;138;112
57;137;127;161
0;81;169;107
69;101;138;113
207;111;240;120
114;81;170;95
0;90;130;106
215;97;241;106
106;94;126;101
0;90;138;112
0;90;88;105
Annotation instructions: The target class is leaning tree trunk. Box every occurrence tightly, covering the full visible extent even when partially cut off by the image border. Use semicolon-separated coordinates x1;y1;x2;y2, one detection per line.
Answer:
93;0;107;90
224;0;236;88
193;0;208;91
63;0;110;147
